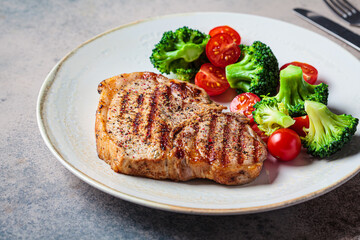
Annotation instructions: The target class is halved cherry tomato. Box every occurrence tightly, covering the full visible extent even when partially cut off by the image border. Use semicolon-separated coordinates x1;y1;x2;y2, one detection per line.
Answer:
209;25;241;45
289;115;309;137
280;62;318;84
206;33;241;68
230;93;261;124
195;63;229;96
251;123;269;143
267;128;301;161
229;92;267;142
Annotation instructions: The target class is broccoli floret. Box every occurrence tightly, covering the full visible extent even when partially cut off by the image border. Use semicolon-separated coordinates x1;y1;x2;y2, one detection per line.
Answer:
302;101;358;158
252;98;295;136
150;26;210;81
268;65;329;117
225;41;280;96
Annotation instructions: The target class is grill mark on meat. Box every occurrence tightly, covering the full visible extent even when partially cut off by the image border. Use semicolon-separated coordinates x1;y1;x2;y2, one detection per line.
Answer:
175;136;185;159
189;121;200;162
175;148;185;159
219;115;232;166
118;91;130;119
207;114;218;164
186;85;202;98
170;81;188;100
132;94;144;134
247;133;255;164
137;93;144;105
237;126;245;164
96;72;267;185
179;82;188;99
163;85;171;107
145;87;159;140
193;87;202;97
160;123;169;151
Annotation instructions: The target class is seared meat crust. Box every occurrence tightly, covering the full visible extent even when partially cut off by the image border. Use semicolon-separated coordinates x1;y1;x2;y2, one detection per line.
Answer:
96;72;267;185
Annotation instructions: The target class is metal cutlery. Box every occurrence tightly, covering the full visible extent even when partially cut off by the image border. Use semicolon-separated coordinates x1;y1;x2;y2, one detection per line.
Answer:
294;8;360;51
324;0;360;26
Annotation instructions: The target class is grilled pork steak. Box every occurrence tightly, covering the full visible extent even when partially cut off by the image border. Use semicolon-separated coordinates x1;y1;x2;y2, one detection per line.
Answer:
95;72;267;185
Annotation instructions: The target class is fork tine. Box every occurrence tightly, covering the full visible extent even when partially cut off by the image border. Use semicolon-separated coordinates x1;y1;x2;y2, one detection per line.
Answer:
324;0;360;25
342;0;359;14
335;0;353;15
324;0;347;18
331;0;350;15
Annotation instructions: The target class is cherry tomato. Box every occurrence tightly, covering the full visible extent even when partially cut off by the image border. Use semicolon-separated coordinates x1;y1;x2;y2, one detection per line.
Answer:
289;115;309;137
230;92;261;124
206;33;241;68
267;128;301;161
251;123;269;143
195;63;229;96
280;62;318;84
209;25;241;45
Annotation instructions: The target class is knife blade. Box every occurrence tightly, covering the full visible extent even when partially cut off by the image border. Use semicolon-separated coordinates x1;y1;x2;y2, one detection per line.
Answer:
294;8;360;52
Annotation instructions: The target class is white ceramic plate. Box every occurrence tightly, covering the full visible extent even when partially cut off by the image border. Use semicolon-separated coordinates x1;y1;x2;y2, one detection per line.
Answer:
37;12;360;215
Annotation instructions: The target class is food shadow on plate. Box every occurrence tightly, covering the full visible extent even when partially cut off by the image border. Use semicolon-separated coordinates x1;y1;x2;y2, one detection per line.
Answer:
210;88;238;107
326;134;360;161
182;150;315;188
316;77;327;85
302;104;360;161
326;105;348;116
242;154;280;187
243;151;311;187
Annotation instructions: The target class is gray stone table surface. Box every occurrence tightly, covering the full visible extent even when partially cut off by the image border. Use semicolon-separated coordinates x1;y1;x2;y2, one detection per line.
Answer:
1;0;360;239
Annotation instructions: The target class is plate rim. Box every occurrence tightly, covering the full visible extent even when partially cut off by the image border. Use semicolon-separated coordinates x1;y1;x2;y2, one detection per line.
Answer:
36;11;360;215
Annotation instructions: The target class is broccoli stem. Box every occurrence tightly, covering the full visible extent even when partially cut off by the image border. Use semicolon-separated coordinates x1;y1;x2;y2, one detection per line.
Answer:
264;109;294;131
225;57;257;91
302;100;358;158
304;101;350;143
175;43;205;62
304;102;326;143
276;112;296;128
276;65;304;106
253;100;295;136
266;111;294;127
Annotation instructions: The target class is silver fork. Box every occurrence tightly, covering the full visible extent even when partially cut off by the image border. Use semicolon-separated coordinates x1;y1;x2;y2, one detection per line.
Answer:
324;0;360;26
